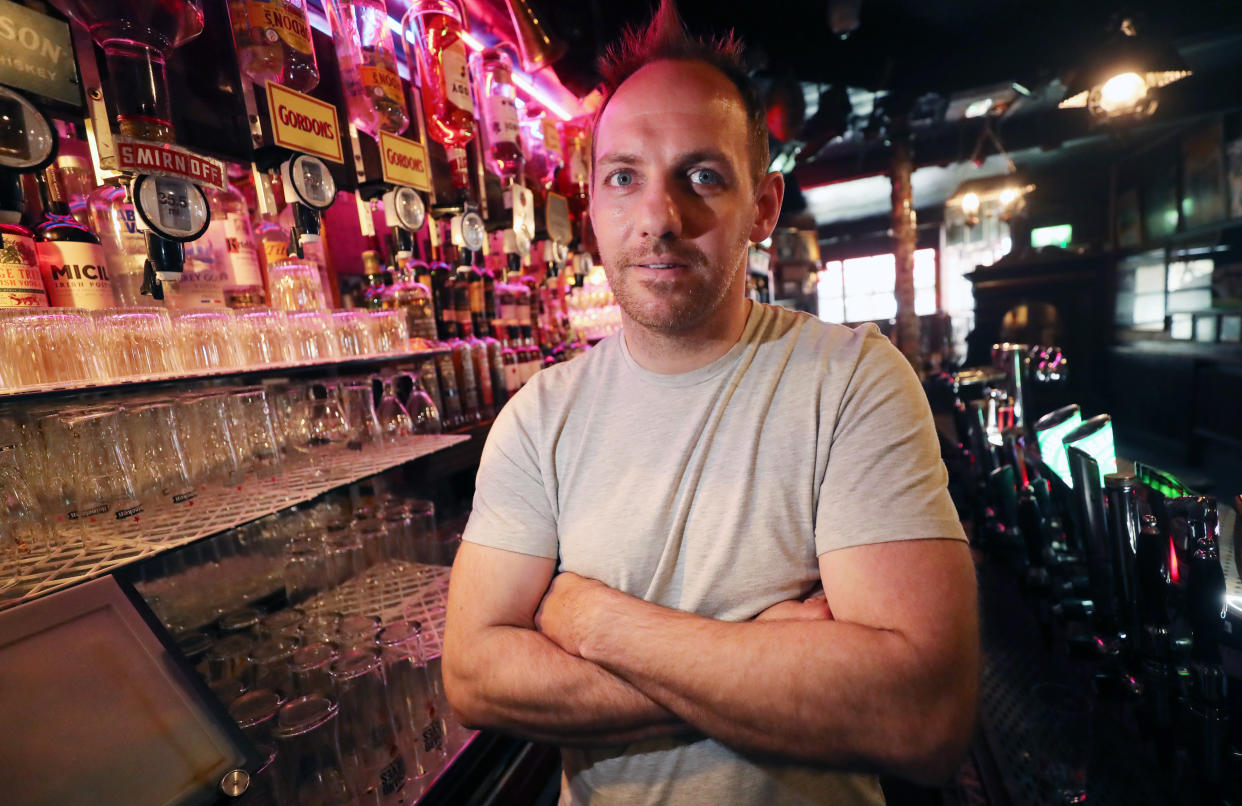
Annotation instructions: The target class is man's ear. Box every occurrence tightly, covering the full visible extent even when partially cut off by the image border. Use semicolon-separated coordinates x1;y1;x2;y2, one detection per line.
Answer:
749;171;785;243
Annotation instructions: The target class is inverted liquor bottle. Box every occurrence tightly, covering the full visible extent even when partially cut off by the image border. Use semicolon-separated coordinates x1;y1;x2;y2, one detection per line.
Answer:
34;166;115;309
519;104;562;202
0;173;48;308
405;0;476;189
228;0;320;91
469;47;523;181
49;0;204;142
327;0;409;137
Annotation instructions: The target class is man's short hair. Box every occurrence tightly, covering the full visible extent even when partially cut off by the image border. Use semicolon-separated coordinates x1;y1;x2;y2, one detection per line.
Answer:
591;0;769;188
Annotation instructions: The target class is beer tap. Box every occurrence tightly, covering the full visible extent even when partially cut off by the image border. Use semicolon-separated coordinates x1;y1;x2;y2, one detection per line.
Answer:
1167;496;1230;802
279;154;336;259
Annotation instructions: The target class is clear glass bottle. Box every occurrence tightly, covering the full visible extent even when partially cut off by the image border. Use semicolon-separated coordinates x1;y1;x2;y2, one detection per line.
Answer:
385;259;438;341
88;178;161;307
227;0;320;91
446;317;479;425
48;0;205;142
327;0;409;137
406;0;476;188
469;46;523;181
362;249;388;310
461;313;493;420
34;166;115;309
0;174;48;308
520;104;562;196
210;185;267;308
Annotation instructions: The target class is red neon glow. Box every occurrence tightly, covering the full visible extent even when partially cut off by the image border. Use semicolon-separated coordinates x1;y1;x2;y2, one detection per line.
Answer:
1168;535;1180;584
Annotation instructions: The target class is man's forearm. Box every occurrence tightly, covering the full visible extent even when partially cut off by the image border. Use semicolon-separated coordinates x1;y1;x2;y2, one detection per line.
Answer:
444;622;691;747
575;589;975;783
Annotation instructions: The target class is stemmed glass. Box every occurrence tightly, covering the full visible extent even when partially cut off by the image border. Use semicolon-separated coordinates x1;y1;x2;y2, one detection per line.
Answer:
374;374;412;443
399;371;441;435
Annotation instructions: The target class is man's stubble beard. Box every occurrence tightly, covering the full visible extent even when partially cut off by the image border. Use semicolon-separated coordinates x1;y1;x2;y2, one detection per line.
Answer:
605;231;751;334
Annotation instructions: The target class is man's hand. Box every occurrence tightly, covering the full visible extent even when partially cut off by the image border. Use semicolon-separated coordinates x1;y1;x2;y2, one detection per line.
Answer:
754;593;833;622
535;571;610;657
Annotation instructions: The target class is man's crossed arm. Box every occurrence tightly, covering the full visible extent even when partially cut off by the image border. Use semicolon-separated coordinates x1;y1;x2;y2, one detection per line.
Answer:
442;537;978;786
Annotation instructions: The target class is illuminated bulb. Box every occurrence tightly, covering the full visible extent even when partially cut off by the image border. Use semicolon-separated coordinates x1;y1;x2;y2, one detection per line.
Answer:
960;192;980;215
999;187;1019;207
1097;71;1148;115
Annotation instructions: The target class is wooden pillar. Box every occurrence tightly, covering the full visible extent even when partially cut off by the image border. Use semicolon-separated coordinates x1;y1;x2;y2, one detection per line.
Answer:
889;129;922;374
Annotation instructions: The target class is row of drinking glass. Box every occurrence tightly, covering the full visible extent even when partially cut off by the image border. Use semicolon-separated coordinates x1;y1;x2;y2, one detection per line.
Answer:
205;617;450;806
0;373;442;577
139;494;447;636
0;307;413;391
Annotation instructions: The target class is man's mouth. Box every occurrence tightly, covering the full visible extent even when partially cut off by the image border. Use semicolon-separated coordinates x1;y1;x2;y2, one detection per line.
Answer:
635;262;689;270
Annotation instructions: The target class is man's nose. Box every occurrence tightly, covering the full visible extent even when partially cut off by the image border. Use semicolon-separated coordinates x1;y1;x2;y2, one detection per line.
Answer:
636;177;683;240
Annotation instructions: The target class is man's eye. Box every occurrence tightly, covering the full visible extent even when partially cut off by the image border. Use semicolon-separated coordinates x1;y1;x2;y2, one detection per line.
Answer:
689;168;722;186
606;171;634;187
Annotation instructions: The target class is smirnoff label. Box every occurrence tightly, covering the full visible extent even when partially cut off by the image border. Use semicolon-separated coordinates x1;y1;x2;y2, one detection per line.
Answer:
443;42;474;113
0;232;48;308
36;241;116;309
486;94;519;144
223;213;263;287
247;0;312;55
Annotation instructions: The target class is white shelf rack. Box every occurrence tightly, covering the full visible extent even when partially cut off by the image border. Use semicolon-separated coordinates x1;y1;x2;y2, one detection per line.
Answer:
1;435;469;610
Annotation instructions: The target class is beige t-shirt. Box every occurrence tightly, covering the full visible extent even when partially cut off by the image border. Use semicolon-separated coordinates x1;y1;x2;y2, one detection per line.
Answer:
462;302;966;806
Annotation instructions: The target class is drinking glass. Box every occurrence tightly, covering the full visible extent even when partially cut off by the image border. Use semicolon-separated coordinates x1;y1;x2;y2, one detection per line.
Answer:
0;446;55;591
354;518;390;569
227;387;284;479
331;310;376;358
260;607;304;641
228;688;284;748
331;650;411;805
237;309;294;367
249;638;301;697
175;392;244;488
90;309;180;380
289;642;339;698
284;541;327;606
268;262;328;312
401;371;441;435
269;382;316;468
172;310;241;371
46;407;145;532
218;608;263;636
340;383;382;451
324;535;364;587
208;634;255;684
286;311;338;362
120;400;196;508
378;620;445;779
414;362;444;423
309;383;350;451
299;609;343;644
1;309;101;387
375;375;413;443
402;499;438;564
369;310;408;355
273;696;354;806
337;614;381;652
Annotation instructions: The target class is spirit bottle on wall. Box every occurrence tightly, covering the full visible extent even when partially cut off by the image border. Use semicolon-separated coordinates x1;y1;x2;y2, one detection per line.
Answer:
49;0;205;142
469;47;523;181
0;173;48;308
34;166;115;309
405;0;476;189
228;0;320;91
327;0;409;137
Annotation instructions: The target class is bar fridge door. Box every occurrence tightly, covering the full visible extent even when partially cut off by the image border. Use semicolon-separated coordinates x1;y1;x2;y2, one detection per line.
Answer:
0;574;260;806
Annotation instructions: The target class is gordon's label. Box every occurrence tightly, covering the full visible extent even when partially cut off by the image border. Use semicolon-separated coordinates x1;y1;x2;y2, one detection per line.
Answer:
486;94;519;144
247;0;312;54
266;81;343;163
378;130;430;192
36;240;115;309
223;213;263;287
0;232;48;307
541;119;561;154
360;47;403;107
115;139;226;189
443;42;473;113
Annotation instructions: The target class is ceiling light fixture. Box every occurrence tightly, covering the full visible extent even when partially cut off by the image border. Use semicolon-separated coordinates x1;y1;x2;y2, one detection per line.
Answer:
1059;18;1192;121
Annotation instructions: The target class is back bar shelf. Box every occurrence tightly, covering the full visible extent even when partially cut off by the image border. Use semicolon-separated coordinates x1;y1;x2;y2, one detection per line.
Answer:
2;435;468;610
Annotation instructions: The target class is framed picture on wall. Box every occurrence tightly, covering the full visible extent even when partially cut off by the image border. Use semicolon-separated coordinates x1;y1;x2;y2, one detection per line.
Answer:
1181;118;1227;229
